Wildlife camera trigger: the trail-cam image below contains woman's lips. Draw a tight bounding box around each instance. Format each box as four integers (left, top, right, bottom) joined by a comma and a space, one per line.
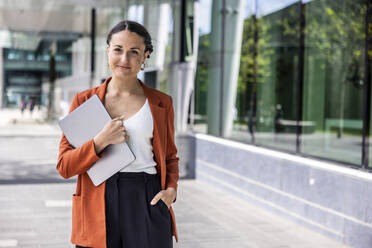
118, 65, 130, 70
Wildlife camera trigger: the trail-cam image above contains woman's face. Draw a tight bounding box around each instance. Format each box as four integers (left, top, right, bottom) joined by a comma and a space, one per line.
106, 30, 150, 79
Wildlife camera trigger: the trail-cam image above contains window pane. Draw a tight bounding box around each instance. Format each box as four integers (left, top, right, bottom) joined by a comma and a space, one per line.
194, 0, 213, 134
301, 0, 365, 165
158, 1, 174, 94
232, 0, 255, 143
0, 0, 84, 109
255, 0, 301, 151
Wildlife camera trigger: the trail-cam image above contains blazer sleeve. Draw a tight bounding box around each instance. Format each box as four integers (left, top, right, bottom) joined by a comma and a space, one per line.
165, 96, 180, 191
56, 94, 104, 179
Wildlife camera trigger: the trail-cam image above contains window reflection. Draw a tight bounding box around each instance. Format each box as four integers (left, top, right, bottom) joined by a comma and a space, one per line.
194, 0, 370, 166
301, 0, 365, 165
0, 0, 83, 109
251, 1, 301, 151
194, 0, 213, 133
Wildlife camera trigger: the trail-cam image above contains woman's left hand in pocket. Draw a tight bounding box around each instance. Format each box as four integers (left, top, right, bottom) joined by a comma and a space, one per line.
150, 187, 177, 209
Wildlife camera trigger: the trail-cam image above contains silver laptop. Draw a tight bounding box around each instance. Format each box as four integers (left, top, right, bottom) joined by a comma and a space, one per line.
58, 94, 135, 186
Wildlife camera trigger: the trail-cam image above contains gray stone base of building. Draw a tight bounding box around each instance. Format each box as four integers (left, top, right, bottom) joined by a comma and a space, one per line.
176, 131, 196, 179
176, 132, 372, 248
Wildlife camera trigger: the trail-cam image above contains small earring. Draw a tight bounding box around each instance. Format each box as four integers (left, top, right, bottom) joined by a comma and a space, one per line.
141, 63, 145, 70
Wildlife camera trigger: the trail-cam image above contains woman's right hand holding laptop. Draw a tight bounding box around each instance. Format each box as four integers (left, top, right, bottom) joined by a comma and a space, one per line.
93, 115, 130, 154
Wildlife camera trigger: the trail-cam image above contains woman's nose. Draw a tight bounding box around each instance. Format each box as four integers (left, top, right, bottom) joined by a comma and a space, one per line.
120, 52, 129, 62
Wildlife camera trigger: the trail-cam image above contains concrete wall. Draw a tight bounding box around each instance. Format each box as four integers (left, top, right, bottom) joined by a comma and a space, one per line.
182, 132, 372, 248
175, 131, 196, 179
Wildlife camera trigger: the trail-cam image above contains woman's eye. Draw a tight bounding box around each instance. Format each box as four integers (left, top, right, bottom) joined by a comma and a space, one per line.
131, 50, 138, 54
114, 49, 121, 52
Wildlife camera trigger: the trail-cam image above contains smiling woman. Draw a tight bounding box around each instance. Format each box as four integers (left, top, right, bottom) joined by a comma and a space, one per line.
56, 20, 179, 248
106, 20, 153, 74
106, 29, 151, 79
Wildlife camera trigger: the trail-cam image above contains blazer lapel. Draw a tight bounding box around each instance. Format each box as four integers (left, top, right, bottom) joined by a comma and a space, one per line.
139, 80, 166, 171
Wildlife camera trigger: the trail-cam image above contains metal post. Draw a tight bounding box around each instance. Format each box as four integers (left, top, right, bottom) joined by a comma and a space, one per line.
296, 2, 305, 153
219, 0, 226, 137
180, 0, 186, 62
362, 0, 372, 168
90, 8, 96, 88
249, 0, 258, 144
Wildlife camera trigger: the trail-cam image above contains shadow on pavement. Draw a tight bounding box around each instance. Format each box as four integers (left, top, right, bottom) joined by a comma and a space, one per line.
0, 160, 76, 185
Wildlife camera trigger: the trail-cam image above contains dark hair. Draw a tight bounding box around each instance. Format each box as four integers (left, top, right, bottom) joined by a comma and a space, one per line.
106, 20, 153, 58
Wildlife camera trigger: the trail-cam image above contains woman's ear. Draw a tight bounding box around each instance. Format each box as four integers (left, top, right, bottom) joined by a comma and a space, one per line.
106, 45, 110, 55
144, 50, 150, 60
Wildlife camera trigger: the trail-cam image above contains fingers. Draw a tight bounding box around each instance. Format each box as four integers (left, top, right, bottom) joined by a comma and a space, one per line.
112, 116, 122, 122
108, 115, 129, 144
150, 192, 163, 205
111, 118, 122, 128
118, 128, 128, 141
150, 191, 171, 208
112, 115, 125, 125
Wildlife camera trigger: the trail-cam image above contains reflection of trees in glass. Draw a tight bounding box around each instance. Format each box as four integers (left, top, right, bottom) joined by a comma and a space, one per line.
237, 14, 273, 126
195, 33, 210, 118
237, 16, 256, 125
273, 0, 366, 96
237, 0, 367, 135
267, 0, 366, 134
305, 0, 365, 129
159, 34, 174, 93
253, 3, 300, 133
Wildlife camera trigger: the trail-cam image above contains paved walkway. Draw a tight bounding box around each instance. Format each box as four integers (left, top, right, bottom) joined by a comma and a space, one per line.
0, 108, 47, 126
176, 180, 349, 248
0, 180, 349, 248
0, 110, 349, 247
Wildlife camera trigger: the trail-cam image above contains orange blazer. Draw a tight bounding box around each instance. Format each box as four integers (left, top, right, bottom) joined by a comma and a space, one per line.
56, 77, 179, 247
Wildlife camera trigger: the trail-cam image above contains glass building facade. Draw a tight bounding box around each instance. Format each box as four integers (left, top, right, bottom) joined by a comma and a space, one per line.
0, 0, 371, 168
0, 1, 93, 109
194, 0, 372, 168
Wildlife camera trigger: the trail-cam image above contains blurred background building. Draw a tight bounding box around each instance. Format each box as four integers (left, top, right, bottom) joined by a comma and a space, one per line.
0, 0, 372, 247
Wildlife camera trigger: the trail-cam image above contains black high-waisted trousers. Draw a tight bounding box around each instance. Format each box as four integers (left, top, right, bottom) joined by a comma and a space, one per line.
76, 171, 173, 248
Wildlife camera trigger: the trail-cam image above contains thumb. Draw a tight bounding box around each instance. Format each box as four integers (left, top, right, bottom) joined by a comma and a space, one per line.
150, 192, 162, 205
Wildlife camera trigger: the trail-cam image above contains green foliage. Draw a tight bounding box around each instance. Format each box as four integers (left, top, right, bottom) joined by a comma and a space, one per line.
194, 33, 210, 115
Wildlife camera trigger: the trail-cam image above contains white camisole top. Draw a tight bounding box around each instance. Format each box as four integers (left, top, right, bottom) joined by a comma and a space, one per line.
119, 98, 157, 174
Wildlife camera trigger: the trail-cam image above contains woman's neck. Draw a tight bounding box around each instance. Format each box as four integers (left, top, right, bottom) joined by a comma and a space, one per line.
109, 76, 141, 96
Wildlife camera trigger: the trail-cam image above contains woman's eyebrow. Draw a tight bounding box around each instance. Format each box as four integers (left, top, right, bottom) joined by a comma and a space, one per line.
112, 45, 140, 50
